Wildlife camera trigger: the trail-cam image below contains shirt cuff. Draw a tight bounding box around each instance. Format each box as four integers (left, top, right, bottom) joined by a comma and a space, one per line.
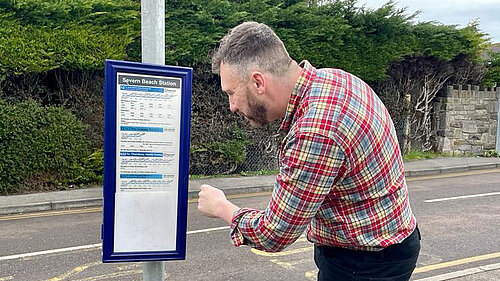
230, 207, 259, 247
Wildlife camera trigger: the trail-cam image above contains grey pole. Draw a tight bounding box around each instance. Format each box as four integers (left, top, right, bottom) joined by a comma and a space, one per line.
143, 261, 164, 281
141, 0, 165, 279
496, 87, 500, 153
142, 0, 165, 65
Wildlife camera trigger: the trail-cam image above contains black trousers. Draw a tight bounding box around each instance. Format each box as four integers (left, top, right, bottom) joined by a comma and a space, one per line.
314, 227, 421, 281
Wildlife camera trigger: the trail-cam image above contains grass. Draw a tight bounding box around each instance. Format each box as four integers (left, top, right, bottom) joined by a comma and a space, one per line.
403, 150, 443, 161
402, 149, 484, 161
189, 169, 279, 180
191, 149, 495, 179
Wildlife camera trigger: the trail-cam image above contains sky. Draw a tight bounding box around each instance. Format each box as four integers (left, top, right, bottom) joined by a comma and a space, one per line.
356, 0, 500, 43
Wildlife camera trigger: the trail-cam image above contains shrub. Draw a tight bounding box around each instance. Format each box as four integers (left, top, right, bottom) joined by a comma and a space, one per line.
190, 126, 250, 175
72, 148, 104, 184
0, 100, 94, 194
483, 149, 499, 158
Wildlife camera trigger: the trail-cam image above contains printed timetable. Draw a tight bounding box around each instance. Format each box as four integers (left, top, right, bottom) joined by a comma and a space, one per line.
116, 73, 182, 192
103, 60, 191, 261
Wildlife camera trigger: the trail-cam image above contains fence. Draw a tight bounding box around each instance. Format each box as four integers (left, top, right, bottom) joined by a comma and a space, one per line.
191, 115, 409, 176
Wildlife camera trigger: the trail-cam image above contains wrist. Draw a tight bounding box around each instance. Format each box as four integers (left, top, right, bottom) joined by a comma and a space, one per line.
217, 199, 240, 224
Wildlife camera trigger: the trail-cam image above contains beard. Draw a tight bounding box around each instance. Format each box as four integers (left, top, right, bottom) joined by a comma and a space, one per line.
245, 87, 268, 127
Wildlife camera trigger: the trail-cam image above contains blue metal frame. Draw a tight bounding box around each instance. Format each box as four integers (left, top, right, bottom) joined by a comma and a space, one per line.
102, 60, 192, 262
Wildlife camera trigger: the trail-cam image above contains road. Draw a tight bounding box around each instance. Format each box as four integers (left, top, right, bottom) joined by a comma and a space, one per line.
0, 170, 499, 281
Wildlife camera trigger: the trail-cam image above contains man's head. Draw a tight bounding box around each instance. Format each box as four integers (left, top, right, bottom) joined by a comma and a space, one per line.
211, 21, 292, 79
212, 22, 297, 127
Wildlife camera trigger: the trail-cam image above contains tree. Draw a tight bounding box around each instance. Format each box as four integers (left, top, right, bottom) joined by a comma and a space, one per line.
483, 52, 500, 87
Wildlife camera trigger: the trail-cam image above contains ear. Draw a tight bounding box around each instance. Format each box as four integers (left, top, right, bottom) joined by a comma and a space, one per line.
250, 71, 265, 95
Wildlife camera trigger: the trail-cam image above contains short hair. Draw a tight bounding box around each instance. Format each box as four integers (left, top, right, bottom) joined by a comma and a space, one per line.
211, 21, 292, 80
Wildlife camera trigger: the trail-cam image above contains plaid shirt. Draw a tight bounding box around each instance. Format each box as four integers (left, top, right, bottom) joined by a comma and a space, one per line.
230, 61, 416, 252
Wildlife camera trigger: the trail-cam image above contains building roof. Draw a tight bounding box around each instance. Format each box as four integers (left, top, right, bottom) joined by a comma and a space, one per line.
482, 42, 500, 61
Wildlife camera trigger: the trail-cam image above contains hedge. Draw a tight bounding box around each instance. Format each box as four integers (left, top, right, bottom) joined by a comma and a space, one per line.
0, 0, 492, 185
0, 100, 97, 194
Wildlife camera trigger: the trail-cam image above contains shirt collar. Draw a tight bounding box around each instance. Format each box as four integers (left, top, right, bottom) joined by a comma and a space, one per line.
279, 60, 316, 133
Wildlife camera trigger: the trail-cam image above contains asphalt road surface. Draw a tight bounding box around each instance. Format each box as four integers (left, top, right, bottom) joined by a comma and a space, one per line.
1, 169, 499, 281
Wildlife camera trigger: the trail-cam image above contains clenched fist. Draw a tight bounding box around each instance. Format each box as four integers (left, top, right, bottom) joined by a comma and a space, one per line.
198, 184, 240, 224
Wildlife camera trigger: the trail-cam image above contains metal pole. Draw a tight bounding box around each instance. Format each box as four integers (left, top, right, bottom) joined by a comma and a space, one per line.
141, 0, 165, 279
496, 87, 500, 153
142, 0, 165, 65
143, 262, 165, 281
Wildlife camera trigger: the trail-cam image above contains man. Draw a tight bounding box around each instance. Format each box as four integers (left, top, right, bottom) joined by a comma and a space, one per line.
198, 21, 420, 281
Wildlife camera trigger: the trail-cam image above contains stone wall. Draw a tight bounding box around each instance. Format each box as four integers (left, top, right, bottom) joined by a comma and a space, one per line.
434, 85, 500, 154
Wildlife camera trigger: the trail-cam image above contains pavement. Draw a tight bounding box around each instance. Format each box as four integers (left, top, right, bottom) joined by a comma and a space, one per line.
1, 156, 500, 215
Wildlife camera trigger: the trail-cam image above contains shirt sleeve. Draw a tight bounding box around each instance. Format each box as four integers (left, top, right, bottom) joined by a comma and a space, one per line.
230, 131, 346, 252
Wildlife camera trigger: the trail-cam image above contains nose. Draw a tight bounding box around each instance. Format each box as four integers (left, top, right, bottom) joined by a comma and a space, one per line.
229, 97, 238, 113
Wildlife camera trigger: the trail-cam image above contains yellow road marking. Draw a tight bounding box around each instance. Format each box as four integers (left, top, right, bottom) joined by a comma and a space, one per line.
189, 170, 500, 201
305, 270, 317, 281
0, 208, 102, 221
271, 257, 310, 270
251, 246, 313, 257
0, 276, 14, 281
69, 269, 142, 281
254, 239, 500, 277
227, 191, 273, 200
188, 191, 272, 203
0, 192, 272, 220
413, 251, 500, 274
116, 264, 141, 271
407, 168, 500, 182
45, 261, 100, 281
1, 169, 497, 221
270, 259, 296, 270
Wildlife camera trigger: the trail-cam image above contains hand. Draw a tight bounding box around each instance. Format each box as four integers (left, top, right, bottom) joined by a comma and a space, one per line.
198, 184, 240, 224
198, 184, 227, 218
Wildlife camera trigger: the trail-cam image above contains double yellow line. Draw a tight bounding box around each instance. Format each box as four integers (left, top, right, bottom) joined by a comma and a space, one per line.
2, 169, 498, 222
0, 191, 275, 221
0, 190, 274, 221
414, 252, 500, 274
0, 207, 102, 221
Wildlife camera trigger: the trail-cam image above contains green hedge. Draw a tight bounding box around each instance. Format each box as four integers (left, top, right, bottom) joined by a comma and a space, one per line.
0, 100, 97, 194
0, 0, 139, 76
0, 0, 491, 183
0, 0, 487, 81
